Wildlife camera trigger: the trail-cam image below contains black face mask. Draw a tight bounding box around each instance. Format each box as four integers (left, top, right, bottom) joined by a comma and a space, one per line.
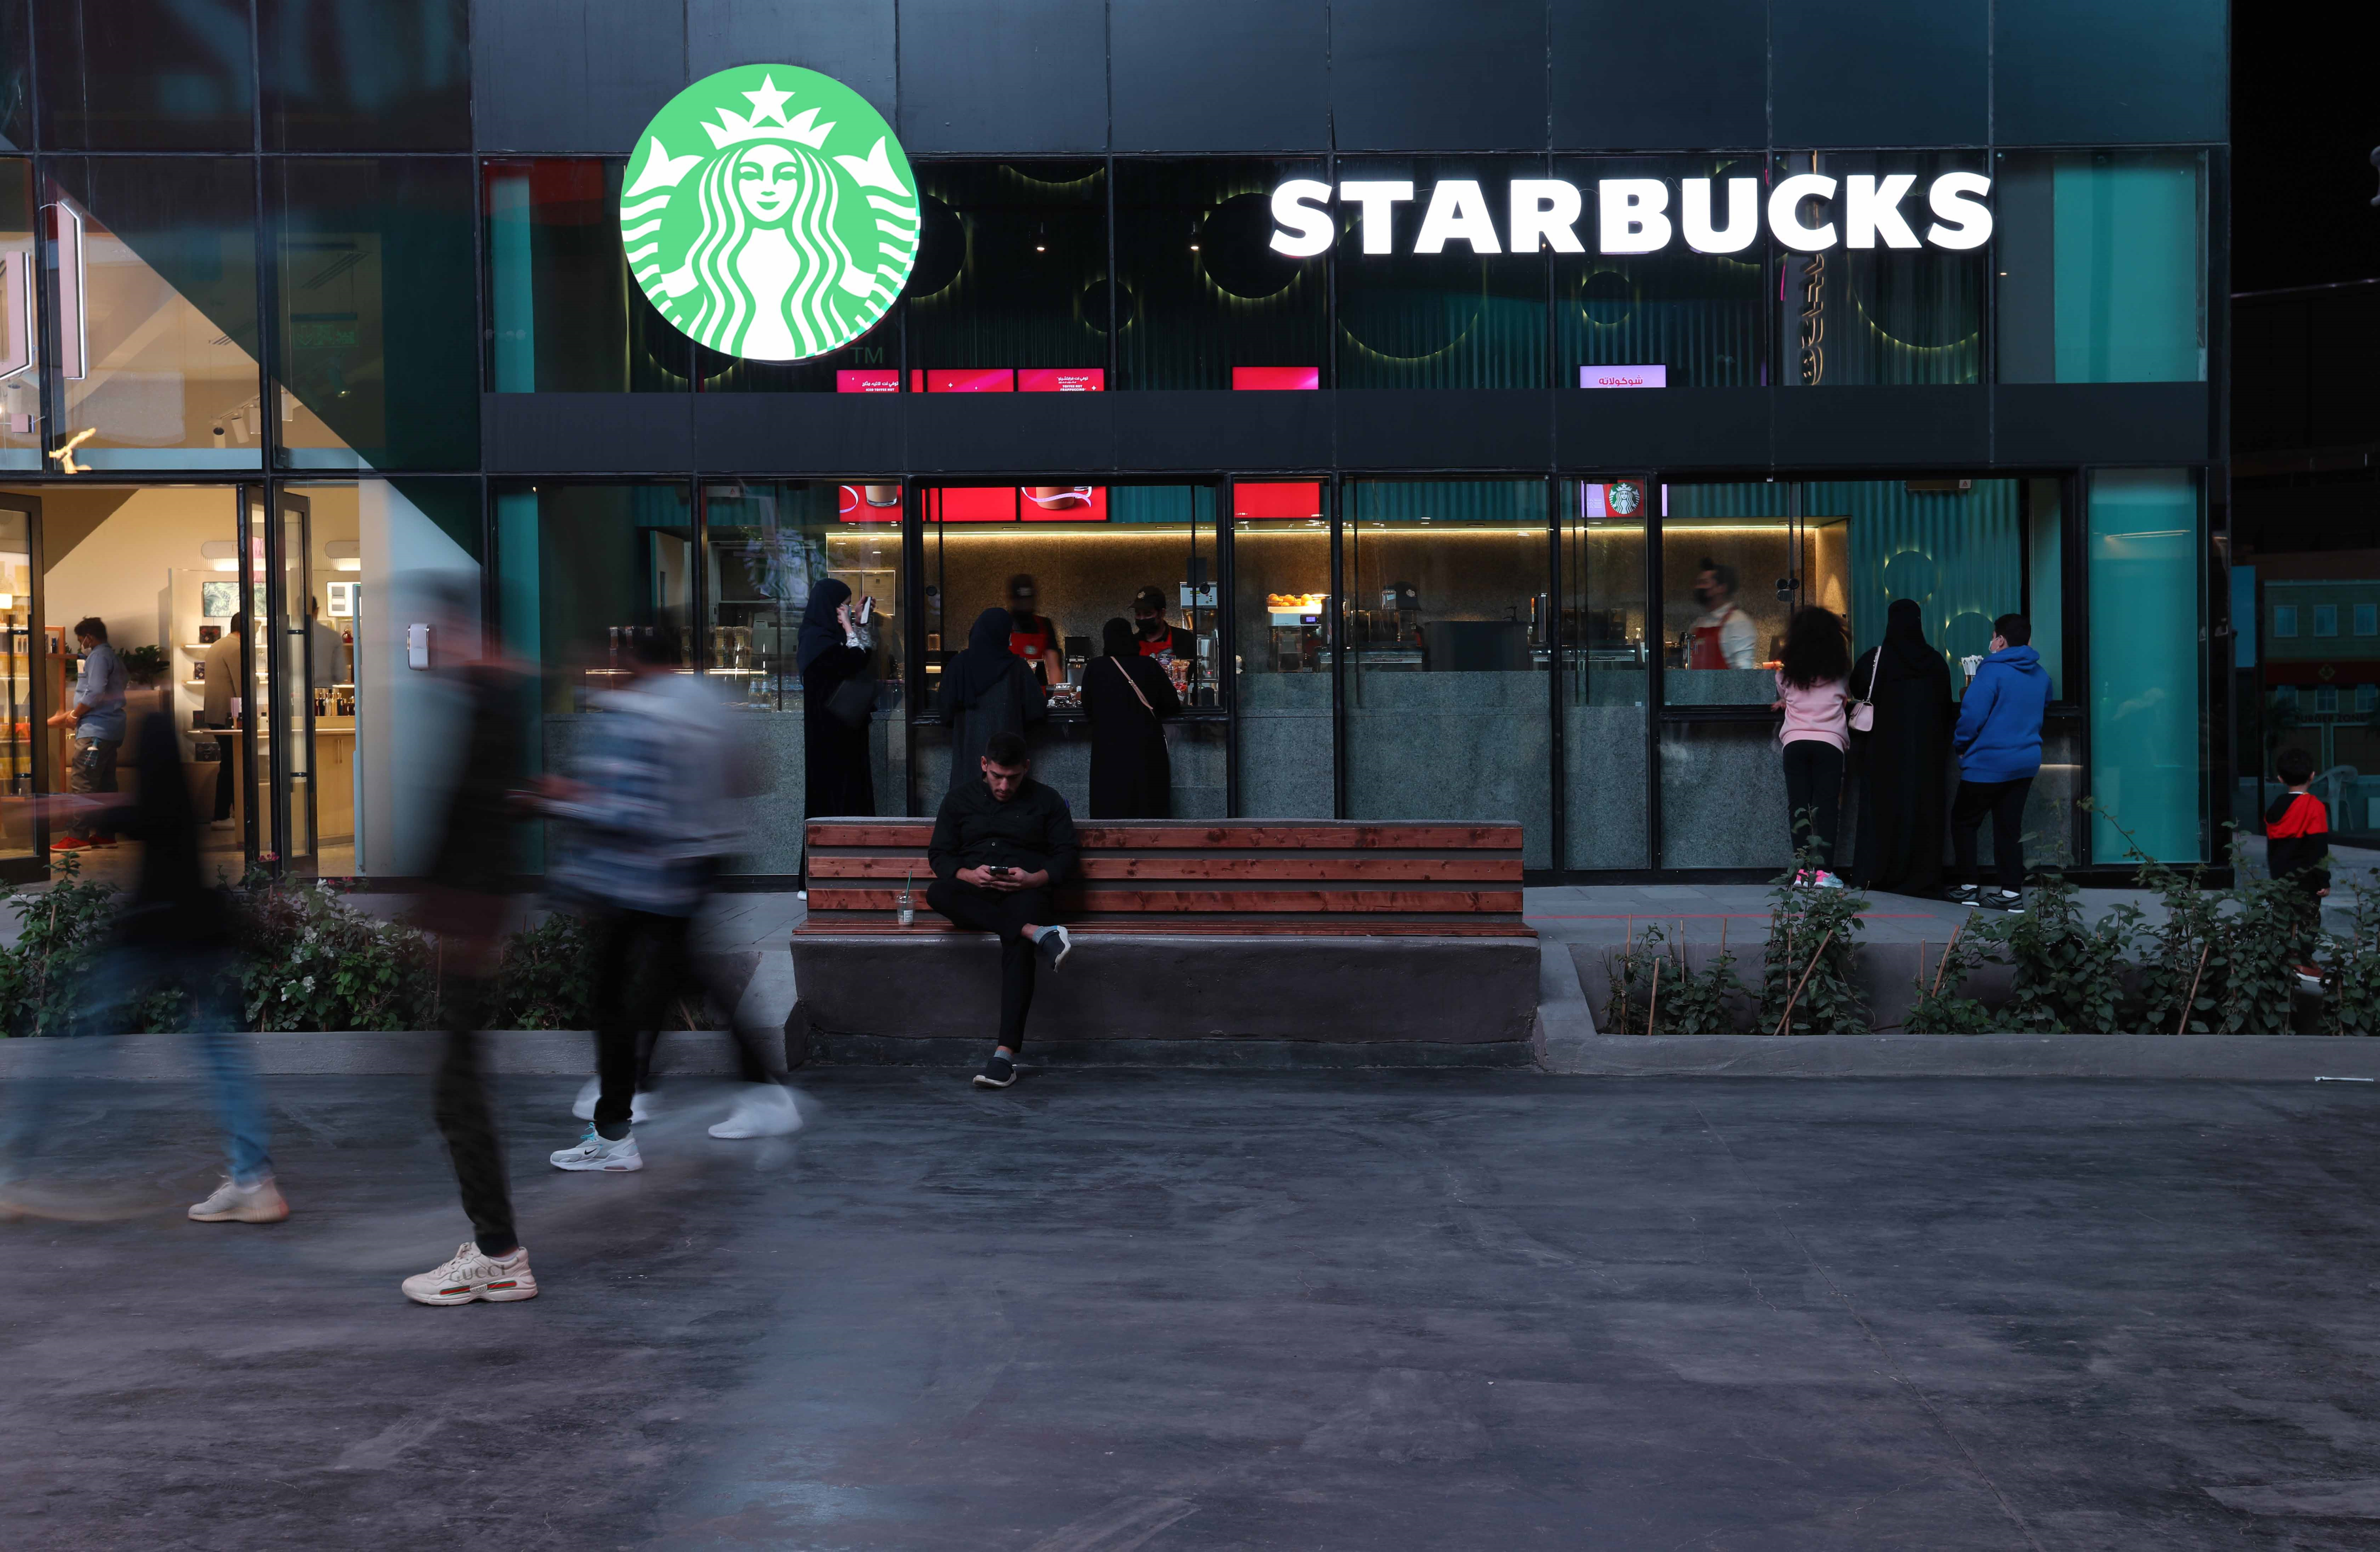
1691, 586, 1714, 607
1138, 616, 1164, 638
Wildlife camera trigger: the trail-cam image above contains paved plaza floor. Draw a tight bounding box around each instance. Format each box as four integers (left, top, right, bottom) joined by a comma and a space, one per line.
5, 1072, 2380, 1549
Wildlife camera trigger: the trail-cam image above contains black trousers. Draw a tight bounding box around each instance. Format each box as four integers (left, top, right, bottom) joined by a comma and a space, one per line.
211, 733, 239, 822
1951, 776, 2035, 893
433, 969, 516, 1258
587, 906, 781, 1139
1781, 739, 1846, 870
926, 878, 1051, 1052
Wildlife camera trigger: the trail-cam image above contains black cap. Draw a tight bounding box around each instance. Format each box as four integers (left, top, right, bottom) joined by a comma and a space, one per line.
1133, 585, 1167, 614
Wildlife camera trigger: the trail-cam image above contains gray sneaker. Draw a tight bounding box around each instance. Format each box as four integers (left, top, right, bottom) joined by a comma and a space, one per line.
1036, 924, 1073, 970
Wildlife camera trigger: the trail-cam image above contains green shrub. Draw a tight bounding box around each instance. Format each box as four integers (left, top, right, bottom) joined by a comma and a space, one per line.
1758, 846, 1869, 1036
1978, 868, 2132, 1033
2326, 886, 2380, 1036
486, 913, 596, 1030
0, 854, 120, 1036
236, 876, 437, 1032
1901, 922, 1996, 1034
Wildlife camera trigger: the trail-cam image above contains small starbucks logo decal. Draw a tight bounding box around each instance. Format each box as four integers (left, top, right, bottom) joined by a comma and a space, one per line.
621, 65, 918, 361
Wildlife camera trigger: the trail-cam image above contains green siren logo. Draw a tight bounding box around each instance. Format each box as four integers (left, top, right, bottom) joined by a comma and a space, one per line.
622, 65, 918, 361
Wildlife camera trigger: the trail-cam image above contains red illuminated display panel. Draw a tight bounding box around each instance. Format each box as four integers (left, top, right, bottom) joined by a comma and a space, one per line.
836, 483, 905, 522
1233, 482, 1324, 521
926, 486, 1109, 522
1017, 367, 1104, 392
1231, 366, 1320, 391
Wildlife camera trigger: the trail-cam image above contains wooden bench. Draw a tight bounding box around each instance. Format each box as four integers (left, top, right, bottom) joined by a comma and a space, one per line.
789, 819, 1540, 1067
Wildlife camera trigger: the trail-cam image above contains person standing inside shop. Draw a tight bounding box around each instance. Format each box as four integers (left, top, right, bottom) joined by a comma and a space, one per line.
1772, 606, 1852, 887
927, 730, 1078, 1091
941, 607, 1047, 792
1005, 574, 1061, 686
1848, 599, 1956, 897
1085, 617, 1181, 819
47, 616, 126, 852
796, 578, 874, 888
1130, 585, 1198, 694
1686, 562, 1759, 670
201, 615, 246, 828
1948, 614, 2051, 913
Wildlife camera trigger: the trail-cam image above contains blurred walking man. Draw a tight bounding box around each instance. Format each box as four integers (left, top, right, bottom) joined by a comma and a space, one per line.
403, 581, 540, 1306
540, 628, 797, 1176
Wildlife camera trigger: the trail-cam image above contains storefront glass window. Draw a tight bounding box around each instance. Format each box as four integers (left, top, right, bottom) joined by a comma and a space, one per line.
1335, 158, 1549, 391
45, 158, 263, 469
495, 482, 695, 863
1231, 480, 1331, 818
1805, 478, 2021, 670
0, 157, 40, 467
260, 0, 471, 152
0, 494, 36, 873
908, 162, 1108, 379
1552, 156, 1768, 388
274, 158, 478, 470
2088, 468, 2202, 863
2026, 477, 2066, 698
1774, 152, 1985, 387
919, 481, 1221, 818
1660, 482, 1794, 707
1997, 151, 2206, 384
1343, 479, 1551, 867
484, 159, 690, 393
700, 479, 906, 872
1115, 159, 1330, 390
1562, 479, 1650, 867
0, 0, 28, 150
34, 0, 254, 150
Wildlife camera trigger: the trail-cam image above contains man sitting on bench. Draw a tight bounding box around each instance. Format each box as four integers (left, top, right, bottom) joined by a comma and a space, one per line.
927, 730, 1079, 1090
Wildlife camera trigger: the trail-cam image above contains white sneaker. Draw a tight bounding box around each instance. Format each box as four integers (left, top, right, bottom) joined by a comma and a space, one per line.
549, 1128, 643, 1172
709, 1084, 803, 1139
401, 1241, 538, 1305
570, 1078, 654, 1123
188, 1175, 289, 1223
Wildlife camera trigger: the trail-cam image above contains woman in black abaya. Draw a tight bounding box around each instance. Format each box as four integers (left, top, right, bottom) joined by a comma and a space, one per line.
1849, 598, 1956, 896
1084, 617, 1181, 818
798, 579, 875, 886
939, 607, 1047, 790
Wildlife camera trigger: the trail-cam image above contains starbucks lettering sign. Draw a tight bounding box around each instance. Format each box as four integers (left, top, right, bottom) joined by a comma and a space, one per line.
621, 65, 917, 361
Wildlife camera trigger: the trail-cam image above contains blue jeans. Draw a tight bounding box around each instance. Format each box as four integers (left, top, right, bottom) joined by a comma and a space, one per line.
2, 942, 270, 1186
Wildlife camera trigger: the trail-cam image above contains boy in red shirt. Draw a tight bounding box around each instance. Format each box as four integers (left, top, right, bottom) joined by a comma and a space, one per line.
2265, 746, 2330, 984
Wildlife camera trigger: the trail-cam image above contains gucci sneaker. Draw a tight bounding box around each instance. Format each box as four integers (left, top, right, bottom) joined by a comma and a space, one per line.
188, 1175, 289, 1223
549, 1128, 642, 1172
709, 1084, 803, 1139
401, 1242, 538, 1306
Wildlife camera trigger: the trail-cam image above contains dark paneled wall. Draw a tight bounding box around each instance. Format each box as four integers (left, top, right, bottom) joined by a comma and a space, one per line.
469, 0, 2229, 154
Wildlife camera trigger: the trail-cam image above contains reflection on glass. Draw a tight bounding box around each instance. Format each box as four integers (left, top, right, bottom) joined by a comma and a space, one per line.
1774, 152, 1984, 387
0, 157, 39, 466
919, 482, 1219, 814
1562, 479, 1649, 867
1115, 159, 1329, 390
274, 494, 318, 874
1661, 483, 1792, 706
1232, 481, 1331, 818
275, 158, 478, 470
702, 481, 905, 716
35, 0, 254, 150
1335, 159, 1549, 390
46, 159, 263, 468
1553, 156, 1767, 388
485, 159, 690, 393
260, 0, 472, 152
1995, 150, 2206, 385
1344, 480, 1551, 867
909, 162, 1107, 375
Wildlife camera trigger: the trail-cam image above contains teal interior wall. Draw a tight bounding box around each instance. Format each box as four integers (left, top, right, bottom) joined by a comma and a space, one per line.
2088, 468, 2202, 862
2054, 153, 2204, 383
1813, 479, 2021, 670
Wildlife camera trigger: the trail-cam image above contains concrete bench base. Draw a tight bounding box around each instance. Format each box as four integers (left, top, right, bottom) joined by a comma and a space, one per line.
787, 932, 1540, 1063
1540, 1033, 2380, 1079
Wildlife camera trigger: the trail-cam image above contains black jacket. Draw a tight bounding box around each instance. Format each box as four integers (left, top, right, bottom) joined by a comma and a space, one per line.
928, 777, 1080, 884
2265, 790, 2331, 886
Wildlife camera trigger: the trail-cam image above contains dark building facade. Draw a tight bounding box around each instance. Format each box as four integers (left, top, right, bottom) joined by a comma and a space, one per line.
0, 1, 2227, 883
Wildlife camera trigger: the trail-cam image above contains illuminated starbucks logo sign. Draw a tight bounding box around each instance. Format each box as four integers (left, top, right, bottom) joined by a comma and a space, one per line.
622, 65, 917, 361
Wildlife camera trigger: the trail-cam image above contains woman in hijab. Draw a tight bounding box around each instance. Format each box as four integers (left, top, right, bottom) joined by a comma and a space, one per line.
1849, 598, 1957, 896
798, 579, 874, 884
938, 607, 1047, 790
1084, 617, 1181, 819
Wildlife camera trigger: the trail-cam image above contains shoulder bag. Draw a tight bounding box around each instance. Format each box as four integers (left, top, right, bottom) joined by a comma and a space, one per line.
1846, 650, 1883, 734
1110, 655, 1156, 717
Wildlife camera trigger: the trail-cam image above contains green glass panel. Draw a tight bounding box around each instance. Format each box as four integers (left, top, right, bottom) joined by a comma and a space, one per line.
2051, 153, 2203, 384
2088, 469, 2201, 862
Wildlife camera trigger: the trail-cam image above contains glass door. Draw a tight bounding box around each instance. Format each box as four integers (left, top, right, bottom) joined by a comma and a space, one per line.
269, 489, 317, 875
0, 493, 42, 882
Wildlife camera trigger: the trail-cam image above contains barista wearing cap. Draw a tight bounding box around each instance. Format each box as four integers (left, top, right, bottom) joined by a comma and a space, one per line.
1132, 585, 1198, 689
1005, 573, 1061, 686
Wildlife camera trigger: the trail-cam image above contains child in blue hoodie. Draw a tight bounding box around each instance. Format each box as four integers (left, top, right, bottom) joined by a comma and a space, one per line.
1948, 614, 2052, 911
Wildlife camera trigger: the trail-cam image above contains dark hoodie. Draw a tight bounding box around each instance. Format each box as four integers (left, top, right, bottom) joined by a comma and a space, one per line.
2264, 788, 2330, 888
1952, 644, 2050, 782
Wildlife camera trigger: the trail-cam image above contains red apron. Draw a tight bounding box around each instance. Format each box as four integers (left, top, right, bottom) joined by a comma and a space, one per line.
1688, 607, 1740, 670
